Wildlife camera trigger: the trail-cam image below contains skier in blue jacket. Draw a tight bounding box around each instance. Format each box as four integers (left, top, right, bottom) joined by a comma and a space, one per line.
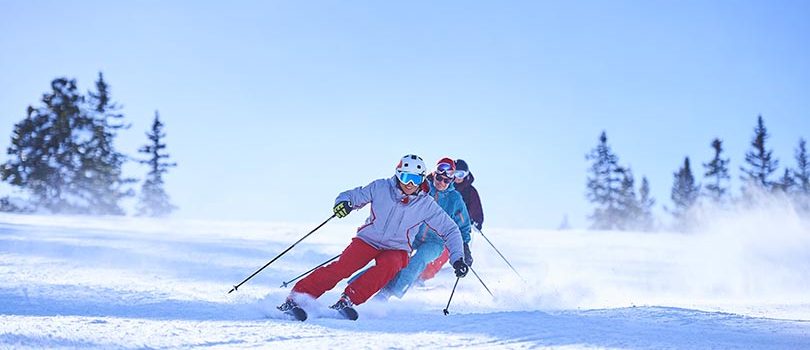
376, 157, 472, 300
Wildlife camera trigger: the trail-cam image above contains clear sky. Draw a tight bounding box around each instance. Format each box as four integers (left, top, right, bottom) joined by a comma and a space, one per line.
1, 1, 808, 229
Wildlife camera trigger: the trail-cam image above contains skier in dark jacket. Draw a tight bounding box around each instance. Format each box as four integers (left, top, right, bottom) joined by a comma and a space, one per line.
419, 158, 484, 281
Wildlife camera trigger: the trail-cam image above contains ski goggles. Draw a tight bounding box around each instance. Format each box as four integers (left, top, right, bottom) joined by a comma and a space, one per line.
436, 162, 454, 174
397, 172, 425, 186
453, 170, 468, 179
435, 173, 454, 184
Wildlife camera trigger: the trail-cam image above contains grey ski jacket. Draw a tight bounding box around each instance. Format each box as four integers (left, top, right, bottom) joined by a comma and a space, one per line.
335, 176, 465, 264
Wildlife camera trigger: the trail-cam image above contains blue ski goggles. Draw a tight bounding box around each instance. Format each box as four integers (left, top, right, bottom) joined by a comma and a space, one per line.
453, 170, 468, 179
397, 172, 425, 186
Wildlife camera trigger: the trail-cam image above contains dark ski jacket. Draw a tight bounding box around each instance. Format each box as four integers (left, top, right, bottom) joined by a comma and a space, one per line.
454, 172, 483, 230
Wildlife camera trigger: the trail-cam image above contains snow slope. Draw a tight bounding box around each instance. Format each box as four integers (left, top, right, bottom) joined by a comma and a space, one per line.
1, 212, 809, 349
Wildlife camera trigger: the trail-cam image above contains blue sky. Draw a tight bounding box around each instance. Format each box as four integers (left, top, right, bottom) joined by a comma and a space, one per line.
1, 1, 808, 229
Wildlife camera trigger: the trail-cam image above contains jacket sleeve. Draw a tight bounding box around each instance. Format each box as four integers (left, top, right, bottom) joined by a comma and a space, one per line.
423, 199, 465, 264
335, 179, 380, 209
452, 192, 472, 243
468, 186, 484, 230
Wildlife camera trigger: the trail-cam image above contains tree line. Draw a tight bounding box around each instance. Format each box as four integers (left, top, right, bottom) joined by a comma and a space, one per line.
586, 115, 810, 232
0, 73, 176, 217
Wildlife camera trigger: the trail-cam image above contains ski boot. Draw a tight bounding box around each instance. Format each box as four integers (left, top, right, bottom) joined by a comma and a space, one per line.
277, 298, 307, 321
330, 294, 359, 320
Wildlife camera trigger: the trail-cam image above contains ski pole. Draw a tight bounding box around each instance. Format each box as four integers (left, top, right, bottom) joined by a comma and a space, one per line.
228, 213, 336, 294
473, 226, 524, 281
469, 266, 493, 297
279, 254, 340, 288
442, 276, 461, 315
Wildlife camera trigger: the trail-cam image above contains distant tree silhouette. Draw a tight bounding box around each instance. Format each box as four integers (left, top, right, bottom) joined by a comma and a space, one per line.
616, 167, 640, 230
740, 115, 779, 191
671, 157, 700, 223
586, 131, 624, 230
773, 169, 795, 194
76, 73, 135, 214
557, 214, 571, 230
703, 138, 730, 204
637, 176, 656, 231
1, 75, 132, 214
794, 138, 810, 212
136, 111, 177, 217
794, 138, 810, 195
3, 78, 88, 212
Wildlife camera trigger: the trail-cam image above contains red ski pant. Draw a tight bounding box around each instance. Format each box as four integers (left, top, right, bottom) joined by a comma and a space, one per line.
419, 247, 450, 281
292, 237, 409, 305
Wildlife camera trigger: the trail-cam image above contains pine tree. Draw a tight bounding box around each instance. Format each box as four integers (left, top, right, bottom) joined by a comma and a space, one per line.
136, 111, 177, 217
586, 131, 624, 230
76, 72, 134, 215
740, 115, 779, 191
1, 75, 133, 215
616, 167, 640, 230
557, 214, 571, 230
794, 138, 810, 195
671, 157, 700, 221
637, 176, 656, 231
2, 78, 89, 212
774, 169, 795, 194
703, 138, 730, 203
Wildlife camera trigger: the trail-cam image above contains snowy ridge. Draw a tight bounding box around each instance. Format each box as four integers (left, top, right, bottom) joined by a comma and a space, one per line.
1, 212, 809, 349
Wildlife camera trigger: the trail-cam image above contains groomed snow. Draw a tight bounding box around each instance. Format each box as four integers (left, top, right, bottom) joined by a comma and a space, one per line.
1, 211, 808, 349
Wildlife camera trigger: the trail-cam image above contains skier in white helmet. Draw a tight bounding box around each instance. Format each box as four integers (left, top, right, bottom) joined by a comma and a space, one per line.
278, 154, 469, 320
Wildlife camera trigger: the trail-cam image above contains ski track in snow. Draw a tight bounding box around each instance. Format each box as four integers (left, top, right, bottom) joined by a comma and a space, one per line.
1, 212, 809, 349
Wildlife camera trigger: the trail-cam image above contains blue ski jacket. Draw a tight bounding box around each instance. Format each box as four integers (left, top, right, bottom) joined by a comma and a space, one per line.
419, 175, 471, 244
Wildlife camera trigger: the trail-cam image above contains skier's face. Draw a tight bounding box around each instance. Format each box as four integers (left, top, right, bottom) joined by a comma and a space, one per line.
399, 180, 419, 195
433, 173, 452, 191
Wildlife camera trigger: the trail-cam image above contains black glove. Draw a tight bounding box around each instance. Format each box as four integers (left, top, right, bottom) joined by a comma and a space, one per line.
463, 243, 473, 266
333, 201, 352, 218
474, 222, 482, 231
452, 259, 468, 278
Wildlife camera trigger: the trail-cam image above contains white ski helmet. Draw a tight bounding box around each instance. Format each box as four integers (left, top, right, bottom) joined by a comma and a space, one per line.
396, 154, 427, 176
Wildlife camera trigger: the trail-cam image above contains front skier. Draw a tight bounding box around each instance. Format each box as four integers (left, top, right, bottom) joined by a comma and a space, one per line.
277, 154, 469, 320
375, 157, 472, 300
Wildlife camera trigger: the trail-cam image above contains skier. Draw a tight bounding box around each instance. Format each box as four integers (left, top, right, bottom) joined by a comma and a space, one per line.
419, 158, 482, 282
375, 157, 472, 300
277, 154, 469, 320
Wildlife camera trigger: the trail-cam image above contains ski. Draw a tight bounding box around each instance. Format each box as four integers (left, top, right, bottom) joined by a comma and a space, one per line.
336, 306, 359, 321
283, 306, 308, 321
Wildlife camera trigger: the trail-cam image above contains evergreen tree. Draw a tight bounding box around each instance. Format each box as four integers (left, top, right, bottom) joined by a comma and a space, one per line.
586, 131, 624, 230
1, 75, 132, 215
616, 167, 640, 230
794, 138, 810, 195
740, 115, 779, 190
703, 138, 730, 203
136, 111, 177, 217
75, 72, 134, 215
774, 169, 795, 194
671, 157, 700, 221
1, 78, 89, 212
637, 176, 656, 231
557, 214, 571, 230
